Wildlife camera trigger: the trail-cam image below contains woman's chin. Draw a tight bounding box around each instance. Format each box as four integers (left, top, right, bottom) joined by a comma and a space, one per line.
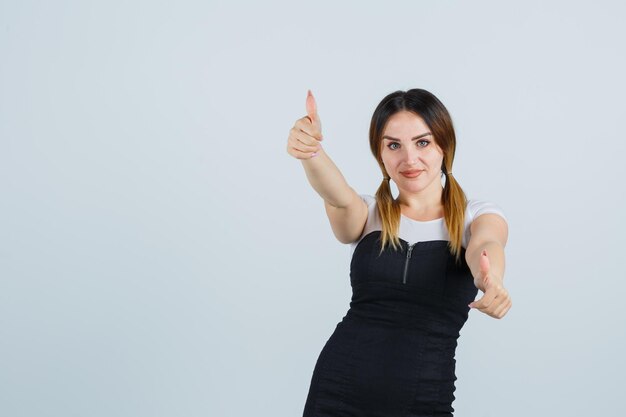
396, 179, 439, 194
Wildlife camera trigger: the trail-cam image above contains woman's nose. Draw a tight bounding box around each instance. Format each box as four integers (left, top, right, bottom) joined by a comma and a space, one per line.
403, 147, 420, 165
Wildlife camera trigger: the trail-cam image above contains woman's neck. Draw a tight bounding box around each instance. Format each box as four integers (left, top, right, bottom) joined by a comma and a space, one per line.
397, 184, 443, 212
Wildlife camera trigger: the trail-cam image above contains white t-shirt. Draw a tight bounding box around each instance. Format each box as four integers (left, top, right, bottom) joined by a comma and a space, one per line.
349, 194, 507, 258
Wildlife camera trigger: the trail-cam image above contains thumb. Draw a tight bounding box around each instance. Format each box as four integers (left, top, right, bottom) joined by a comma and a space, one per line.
306, 90, 323, 139
306, 89, 318, 122
480, 249, 491, 286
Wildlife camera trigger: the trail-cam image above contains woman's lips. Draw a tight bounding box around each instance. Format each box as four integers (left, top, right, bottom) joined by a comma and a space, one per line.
401, 170, 423, 178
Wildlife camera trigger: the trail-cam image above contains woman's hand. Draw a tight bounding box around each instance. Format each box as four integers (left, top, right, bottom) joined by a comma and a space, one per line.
468, 249, 512, 319
286, 90, 324, 160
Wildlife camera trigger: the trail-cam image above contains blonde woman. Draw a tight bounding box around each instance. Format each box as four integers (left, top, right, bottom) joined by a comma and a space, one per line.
287, 88, 511, 417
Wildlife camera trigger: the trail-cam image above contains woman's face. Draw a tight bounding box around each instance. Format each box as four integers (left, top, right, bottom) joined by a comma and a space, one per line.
380, 110, 444, 197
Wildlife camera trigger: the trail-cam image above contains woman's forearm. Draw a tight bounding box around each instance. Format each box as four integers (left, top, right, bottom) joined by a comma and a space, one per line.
300, 146, 353, 208
467, 241, 506, 291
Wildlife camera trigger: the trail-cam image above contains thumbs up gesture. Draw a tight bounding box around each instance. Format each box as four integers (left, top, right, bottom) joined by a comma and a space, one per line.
287, 90, 324, 159
468, 250, 512, 319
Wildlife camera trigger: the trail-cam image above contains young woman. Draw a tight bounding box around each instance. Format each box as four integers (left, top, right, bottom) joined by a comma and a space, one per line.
287, 88, 511, 417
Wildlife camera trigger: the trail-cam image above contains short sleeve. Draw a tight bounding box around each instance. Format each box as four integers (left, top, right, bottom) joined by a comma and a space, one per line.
359, 193, 376, 208
467, 199, 508, 224
462, 199, 507, 249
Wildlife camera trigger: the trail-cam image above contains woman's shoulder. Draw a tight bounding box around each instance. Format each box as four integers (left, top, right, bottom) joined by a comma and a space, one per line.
465, 198, 508, 223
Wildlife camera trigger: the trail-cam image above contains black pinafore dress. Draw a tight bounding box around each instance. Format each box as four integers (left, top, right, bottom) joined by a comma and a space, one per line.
302, 230, 478, 417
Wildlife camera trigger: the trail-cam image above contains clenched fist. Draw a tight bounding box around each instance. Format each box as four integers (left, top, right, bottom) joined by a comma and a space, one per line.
469, 249, 512, 319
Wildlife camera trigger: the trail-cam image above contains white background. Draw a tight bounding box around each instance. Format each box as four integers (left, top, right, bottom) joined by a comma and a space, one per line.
1, 1, 625, 416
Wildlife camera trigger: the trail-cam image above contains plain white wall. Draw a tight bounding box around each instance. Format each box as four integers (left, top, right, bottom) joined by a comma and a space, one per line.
1, 1, 625, 416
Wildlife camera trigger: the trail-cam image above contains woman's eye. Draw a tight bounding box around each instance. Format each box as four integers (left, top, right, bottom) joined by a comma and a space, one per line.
387, 140, 429, 150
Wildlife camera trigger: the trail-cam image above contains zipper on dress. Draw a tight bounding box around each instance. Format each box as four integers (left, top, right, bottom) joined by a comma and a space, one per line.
402, 243, 416, 284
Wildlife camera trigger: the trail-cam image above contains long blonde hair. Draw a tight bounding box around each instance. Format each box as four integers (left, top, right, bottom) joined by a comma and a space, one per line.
369, 89, 468, 264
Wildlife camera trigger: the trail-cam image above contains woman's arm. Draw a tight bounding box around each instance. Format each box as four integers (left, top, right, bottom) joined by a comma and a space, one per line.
465, 213, 512, 319
465, 213, 508, 288
300, 146, 353, 207
302, 147, 367, 244
286, 91, 368, 243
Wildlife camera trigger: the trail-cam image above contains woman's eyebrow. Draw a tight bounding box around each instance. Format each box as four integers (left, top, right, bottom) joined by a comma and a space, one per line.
382, 132, 432, 141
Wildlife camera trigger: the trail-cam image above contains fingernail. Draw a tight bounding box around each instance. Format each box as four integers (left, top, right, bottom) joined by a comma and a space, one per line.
311, 152, 317, 157
468, 303, 473, 309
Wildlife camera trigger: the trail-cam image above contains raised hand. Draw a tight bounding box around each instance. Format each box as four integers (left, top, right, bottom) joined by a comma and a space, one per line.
287, 90, 324, 159
468, 249, 512, 319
